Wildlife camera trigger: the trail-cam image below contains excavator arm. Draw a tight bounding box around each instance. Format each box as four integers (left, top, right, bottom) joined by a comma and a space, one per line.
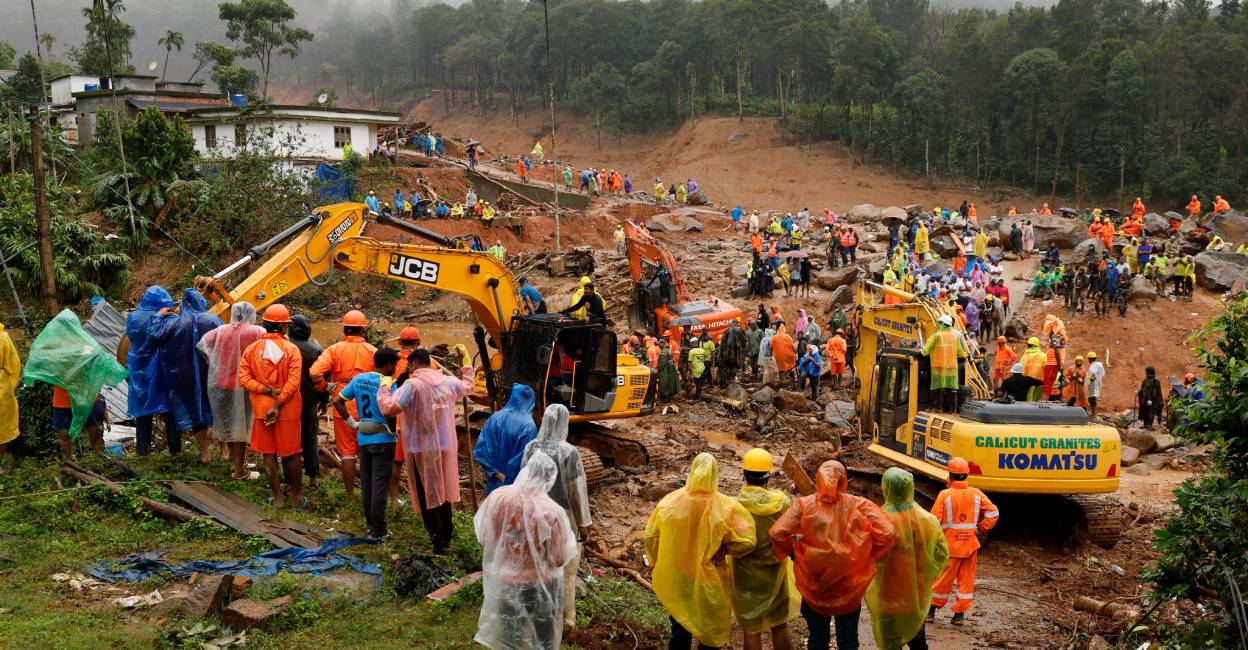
624, 220, 689, 302
197, 202, 520, 348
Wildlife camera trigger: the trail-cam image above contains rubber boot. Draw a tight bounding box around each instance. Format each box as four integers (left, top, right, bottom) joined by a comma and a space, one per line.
951, 612, 965, 626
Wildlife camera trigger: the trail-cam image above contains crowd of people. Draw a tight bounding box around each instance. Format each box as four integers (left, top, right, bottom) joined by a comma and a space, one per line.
645, 450, 997, 650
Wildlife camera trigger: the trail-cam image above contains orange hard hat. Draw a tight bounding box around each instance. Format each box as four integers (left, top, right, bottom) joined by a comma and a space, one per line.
947, 457, 970, 475
343, 310, 368, 327
1184, 372, 1197, 382
399, 326, 421, 341
997, 336, 1006, 343
262, 304, 292, 324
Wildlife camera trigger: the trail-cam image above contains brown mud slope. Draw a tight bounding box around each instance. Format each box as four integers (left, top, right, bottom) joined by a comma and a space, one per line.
411, 97, 1024, 216
1023, 290, 1220, 412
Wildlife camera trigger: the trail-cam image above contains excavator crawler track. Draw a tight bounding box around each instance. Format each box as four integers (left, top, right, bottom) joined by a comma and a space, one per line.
575, 446, 609, 487
569, 422, 652, 469
1069, 494, 1125, 549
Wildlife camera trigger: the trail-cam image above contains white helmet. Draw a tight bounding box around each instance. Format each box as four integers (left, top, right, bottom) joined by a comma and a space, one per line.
939, 314, 954, 327
1011, 363, 1024, 374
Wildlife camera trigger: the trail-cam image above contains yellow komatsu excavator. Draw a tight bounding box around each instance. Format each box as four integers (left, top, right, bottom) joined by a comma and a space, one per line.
853, 280, 1124, 548
195, 202, 656, 426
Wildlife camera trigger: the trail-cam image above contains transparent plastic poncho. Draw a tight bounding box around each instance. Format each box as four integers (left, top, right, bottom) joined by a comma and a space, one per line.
522, 404, 591, 531
196, 302, 265, 442
474, 451, 577, 650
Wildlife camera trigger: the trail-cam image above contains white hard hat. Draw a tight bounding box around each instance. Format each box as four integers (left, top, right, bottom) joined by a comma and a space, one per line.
1011, 363, 1024, 374
939, 314, 954, 327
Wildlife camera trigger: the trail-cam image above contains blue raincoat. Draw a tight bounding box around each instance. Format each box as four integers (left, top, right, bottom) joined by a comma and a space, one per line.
126, 286, 174, 418
473, 383, 538, 495
149, 288, 222, 431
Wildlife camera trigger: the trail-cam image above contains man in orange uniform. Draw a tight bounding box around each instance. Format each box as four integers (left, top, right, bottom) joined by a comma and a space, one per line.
772, 461, 895, 650
826, 328, 848, 388
929, 456, 999, 625
310, 310, 377, 501
966, 203, 977, 222
1007, 205, 1017, 216
1132, 197, 1145, 221
1088, 216, 1103, 240
238, 305, 304, 510
1099, 218, 1115, 249
1039, 203, 1052, 215
1187, 194, 1202, 217
1062, 355, 1089, 408
990, 336, 1017, 390
1214, 195, 1231, 213
771, 324, 796, 387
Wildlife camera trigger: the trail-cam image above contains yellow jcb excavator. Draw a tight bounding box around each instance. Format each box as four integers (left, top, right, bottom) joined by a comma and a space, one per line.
195, 202, 656, 433
853, 280, 1124, 547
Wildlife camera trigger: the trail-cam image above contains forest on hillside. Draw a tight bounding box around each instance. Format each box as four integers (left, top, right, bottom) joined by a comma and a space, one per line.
296, 0, 1248, 208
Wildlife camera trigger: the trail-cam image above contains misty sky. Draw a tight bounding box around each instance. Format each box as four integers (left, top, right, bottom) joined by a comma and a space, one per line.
3, 0, 1050, 79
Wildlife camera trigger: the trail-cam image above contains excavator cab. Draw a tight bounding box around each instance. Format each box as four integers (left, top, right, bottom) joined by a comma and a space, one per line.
502, 314, 645, 419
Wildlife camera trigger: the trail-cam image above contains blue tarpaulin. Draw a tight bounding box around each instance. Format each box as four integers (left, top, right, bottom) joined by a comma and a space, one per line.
89, 536, 382, 583
314, 162, 353, 203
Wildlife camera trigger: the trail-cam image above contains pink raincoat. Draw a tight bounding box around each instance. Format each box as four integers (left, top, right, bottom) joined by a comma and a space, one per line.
380, 365, 475, 508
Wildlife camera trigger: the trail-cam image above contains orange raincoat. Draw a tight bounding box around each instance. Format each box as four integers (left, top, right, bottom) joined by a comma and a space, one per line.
1187, 195, 1202, 216
771, 461, 896, 617
770, 326, 796, 372
1215, 196, 1231, 213
991, 343, 1018, 382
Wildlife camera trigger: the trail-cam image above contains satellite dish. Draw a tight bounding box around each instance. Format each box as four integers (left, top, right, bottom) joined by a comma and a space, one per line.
147, 61, 159, 71
317, 93, 329, 105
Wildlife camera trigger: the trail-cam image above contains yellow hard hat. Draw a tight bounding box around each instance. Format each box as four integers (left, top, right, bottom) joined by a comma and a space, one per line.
1028, 336, 1041, 346
1087, 351, 1097, 359
742, 448, 774, 473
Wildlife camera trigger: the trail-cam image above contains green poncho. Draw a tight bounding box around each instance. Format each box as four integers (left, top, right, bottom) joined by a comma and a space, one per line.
657, 349, 681, 398
866, 469, 949, 650
22, 309, 128, 438
731, 486, 801, 633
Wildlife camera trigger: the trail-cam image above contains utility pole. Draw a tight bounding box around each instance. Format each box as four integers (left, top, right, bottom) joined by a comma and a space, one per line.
29, 104, 58, 314
543, 0, 561, 261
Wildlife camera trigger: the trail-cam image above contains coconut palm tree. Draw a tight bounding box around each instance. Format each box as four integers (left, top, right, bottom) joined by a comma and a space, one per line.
157, 29, 184, 82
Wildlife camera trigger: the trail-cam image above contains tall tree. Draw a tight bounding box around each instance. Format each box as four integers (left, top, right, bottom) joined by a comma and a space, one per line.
217, 0, 314, 99
157, 30, 184, 82
0, 40, 15, 69
187, 40, 236, 83
71, 0, 136, 76
1, 53, 45, 109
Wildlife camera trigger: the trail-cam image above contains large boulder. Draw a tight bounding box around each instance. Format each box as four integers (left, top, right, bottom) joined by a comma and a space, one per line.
1130, 275, 1157, 303
824, 400, 855, 428
750, 386, 776, 406
1206, 209, 1248, 243
1004, 315, 1029, 340
996, 216, 1086, 250
845, 204, 884, 223
1072, 238, 1106, 261
645, 213, 703, 232
1123, 428, 1157, 453
880, 206, 908, 221
924, 260, 950, 276
930, 235, 960, 259
1193, 251, 1248, 291
825, 284, 854, 306
1144, 212, 1171, 236
732, 262, 750, 279
815, 266, 859, 290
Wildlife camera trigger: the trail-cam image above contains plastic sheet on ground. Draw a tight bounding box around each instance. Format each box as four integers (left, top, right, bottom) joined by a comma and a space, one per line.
89, 536, 382, 584
392, 555, 454, 599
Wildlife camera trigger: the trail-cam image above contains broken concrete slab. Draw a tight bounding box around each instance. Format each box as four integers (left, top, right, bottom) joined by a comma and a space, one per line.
220, 595, 294, 630
426, 572, 485, 603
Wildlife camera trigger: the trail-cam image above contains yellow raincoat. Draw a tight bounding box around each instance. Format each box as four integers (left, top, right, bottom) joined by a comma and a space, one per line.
973, 231, 988, 259
866, 468, 949, 650
914, 224, 930, 256
645, 453, 756, 647
731, 486, 801, 634
921, 325, 967, 390
568, 276, 590, 319
0, 324, 20, 444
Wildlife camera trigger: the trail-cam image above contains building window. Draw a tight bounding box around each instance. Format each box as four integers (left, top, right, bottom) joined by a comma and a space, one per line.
235, 123, 247, 147
204, 124, 217, 149
334, 125, 351, 149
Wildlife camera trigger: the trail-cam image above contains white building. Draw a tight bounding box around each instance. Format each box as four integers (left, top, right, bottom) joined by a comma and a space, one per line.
183, 105, 402, 162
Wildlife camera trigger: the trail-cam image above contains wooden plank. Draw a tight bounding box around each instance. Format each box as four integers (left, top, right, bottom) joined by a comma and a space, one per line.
165, 481, 320, 549
781, 453, 816, 497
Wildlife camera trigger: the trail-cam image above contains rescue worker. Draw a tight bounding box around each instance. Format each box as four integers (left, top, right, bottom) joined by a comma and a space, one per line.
772, 460, 896, 650
238, 304, 304, 510
150, 287, 222, 464
990, 336, 1017, 390
197, 301, 265, 479
746, 321, 763, 379
1214, 195, 1231, 213
473, 384, 538, 495
921, 314, 968, 412
1187, 194, 1202, 217
1100, 217, 1115, 249
770, 324, 797, 388
1062, 355, 1089, 408
566, 276, 595, 319
1132, 197, 1145, 220
1020, 337, 1047, 401
972, 228, 988, 263
799, 344, 823, 402
914, 221, 930, 258
522, 404, 592, 628
309, 309, 377, 501
1088, 216, 1103, 240
614, 224, 626, 255
1000, 363, 1042, 401
1136, 366, 1164, 429
657, 345, 681, 401
867, 468, 949, 650
718, 320, 748, 386
826, 328, 848, 388
1085, 351, 1106, 418
0, 321, 19, 464
929, 457, 999, 625
1123, 238, 1140, 275
474, 451, 577, 650
687, 337, 711, 399
646, 453, 756, 650
733, 449, 800, 650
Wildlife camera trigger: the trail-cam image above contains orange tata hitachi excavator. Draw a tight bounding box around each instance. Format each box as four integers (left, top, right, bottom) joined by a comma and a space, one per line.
623, 220, 743, 341
194, 202, 656, 425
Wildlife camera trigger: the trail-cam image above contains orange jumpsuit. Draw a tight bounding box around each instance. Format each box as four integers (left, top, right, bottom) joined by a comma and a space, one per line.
1120, 218, 1141, 236
1087, 222, 1102, 240
1187, 196, 1202, 217
238, 333, 303, 458
751, 233, 763, 254
309, 336, 377, 460
1215, 197, 1231, 213
1100, 221, 1115, 249
515, 159, 528, 181
826, 335, 847, 374
991, 343, 1018, 383
1062, 365, 1088, 408
771, 329, 796, 373
930, 480, 999, 613
1131, 199, 1144, 220
966, 205, 977, 222
1007, 206, 1017, 216
1039, 205, 1052, 215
